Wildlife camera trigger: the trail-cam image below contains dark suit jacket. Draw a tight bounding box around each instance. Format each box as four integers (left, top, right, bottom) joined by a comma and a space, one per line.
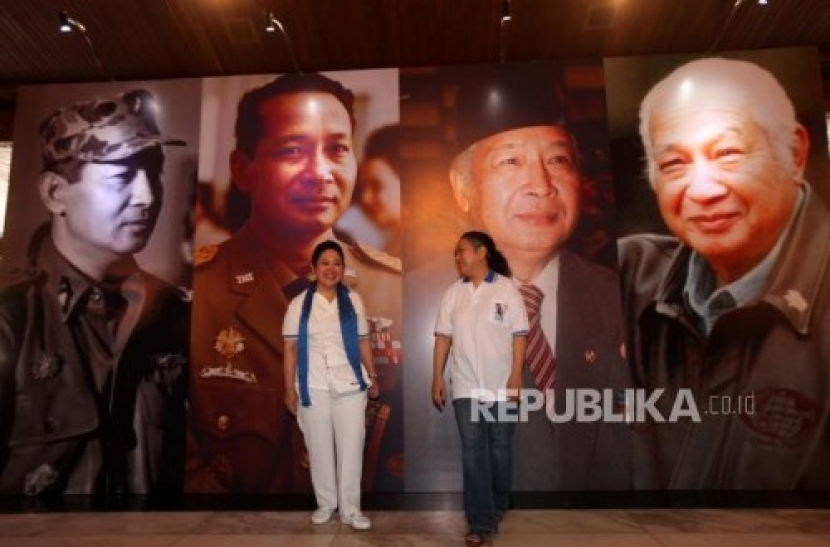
512, 250, 635, 490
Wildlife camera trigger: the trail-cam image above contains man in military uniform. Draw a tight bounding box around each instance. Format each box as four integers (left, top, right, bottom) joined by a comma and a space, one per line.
0, 90, 190, 497
187, 73, 402, 493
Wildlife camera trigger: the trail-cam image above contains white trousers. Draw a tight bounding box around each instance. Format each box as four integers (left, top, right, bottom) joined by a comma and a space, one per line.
297, 388, 367, 518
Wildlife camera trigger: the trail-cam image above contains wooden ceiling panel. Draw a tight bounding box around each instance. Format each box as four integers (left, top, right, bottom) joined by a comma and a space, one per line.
0, 0, 826, 86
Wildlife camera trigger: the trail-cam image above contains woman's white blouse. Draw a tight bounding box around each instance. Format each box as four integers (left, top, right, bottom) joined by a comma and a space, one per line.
283, 288, 370, 390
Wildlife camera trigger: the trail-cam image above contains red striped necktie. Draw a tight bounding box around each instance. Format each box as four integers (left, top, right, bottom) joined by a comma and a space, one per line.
519, 283, 555, 393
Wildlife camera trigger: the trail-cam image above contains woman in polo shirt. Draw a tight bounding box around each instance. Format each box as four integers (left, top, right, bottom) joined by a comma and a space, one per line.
283, 240, 380, 531
432, 231, 528, 546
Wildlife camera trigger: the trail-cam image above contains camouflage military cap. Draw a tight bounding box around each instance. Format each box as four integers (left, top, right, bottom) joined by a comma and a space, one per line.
38, 89, 185, 163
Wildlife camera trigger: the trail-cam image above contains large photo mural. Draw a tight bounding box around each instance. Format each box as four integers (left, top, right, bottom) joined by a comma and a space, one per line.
400, 60, 633, 492
0, 47, 827, 500
0, 79, 199, 496
605, 48, 830, 489
186, 70, 404, 494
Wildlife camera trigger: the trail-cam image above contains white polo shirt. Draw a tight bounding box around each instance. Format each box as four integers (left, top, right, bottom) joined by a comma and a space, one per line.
283, 288, 370, 390
434, 271, 529, 401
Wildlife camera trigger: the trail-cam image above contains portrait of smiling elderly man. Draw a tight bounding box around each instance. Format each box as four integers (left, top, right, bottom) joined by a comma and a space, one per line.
616, 54, 830, 489
0, 87, 192, 497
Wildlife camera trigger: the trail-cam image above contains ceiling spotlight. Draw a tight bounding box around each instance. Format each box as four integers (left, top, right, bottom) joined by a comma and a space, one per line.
501, 0, 512, 23
758, 0, 768, 4
58, 10, 86, 34
58, 11, 72, 32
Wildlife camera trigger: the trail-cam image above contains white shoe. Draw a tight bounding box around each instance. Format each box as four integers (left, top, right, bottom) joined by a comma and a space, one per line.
342, 513, 372, 530
311, 508, 333, 525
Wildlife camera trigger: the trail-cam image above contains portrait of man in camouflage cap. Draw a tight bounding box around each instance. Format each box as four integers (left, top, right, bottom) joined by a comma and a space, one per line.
0, 80, 199, 498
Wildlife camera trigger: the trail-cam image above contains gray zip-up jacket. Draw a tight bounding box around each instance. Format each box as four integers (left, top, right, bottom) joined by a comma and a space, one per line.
619, 187, 830, 489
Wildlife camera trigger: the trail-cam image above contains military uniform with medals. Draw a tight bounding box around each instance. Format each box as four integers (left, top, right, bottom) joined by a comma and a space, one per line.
186, 224, 402, 493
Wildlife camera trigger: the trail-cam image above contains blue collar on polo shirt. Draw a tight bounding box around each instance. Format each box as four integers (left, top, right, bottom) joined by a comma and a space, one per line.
462, 270, 497, 283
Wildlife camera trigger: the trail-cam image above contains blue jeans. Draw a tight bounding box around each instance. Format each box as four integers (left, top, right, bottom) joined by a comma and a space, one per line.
453, 398, 517, 534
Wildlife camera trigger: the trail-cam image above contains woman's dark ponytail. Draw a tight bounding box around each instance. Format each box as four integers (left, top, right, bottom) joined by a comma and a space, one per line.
461, 230, 511, 277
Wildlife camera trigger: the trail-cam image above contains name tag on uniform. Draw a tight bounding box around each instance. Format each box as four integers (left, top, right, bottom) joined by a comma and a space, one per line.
490, 300, 508, 324
235, 272, 254, 285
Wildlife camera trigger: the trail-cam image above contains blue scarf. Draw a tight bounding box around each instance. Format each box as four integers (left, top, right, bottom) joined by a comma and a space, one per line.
297, 282, 368, 407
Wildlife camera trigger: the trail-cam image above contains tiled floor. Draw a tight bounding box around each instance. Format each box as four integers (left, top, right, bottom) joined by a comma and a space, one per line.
1, 508, 830, 546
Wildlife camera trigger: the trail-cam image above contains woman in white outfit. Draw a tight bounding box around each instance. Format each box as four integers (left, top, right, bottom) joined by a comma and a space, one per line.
283, 240, 380, 530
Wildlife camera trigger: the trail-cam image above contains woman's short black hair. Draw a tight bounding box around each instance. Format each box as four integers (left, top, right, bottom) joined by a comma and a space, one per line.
311, 240, 345, 266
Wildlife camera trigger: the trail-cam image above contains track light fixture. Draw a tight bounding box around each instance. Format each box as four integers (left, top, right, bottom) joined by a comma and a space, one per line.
499, 0, 512, 63
265, 11, 279, 33
56, 10, 112, 80
501, 0, 512, 23
59, 11, 71, 33
264, 10, 301, 73
58, 10, 86, 34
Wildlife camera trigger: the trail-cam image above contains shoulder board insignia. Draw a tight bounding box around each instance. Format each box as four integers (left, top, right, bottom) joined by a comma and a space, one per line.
174, 286, 193, 302
783, 289, 808, 313
350, 242, 402, 274
194, 245, 219, 267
